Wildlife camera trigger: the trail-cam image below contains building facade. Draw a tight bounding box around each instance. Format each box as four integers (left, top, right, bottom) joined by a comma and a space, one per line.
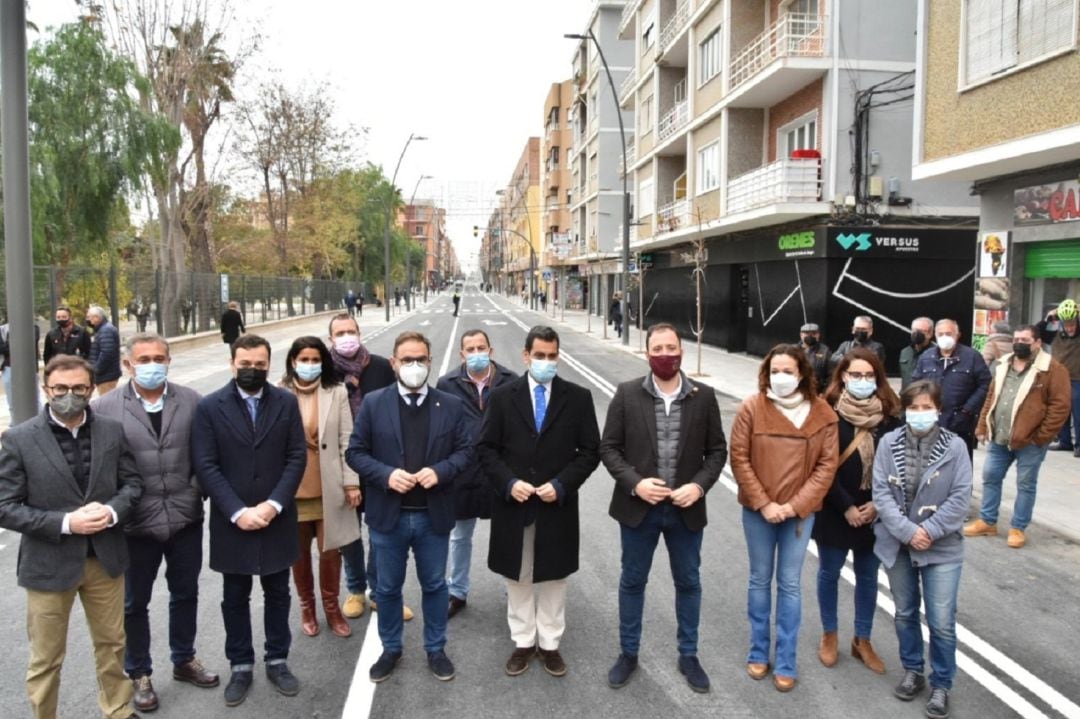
495, 137, 542, 302
542, 80, 578, 308
401, 201, 451, 291
912, 0, 1080, 346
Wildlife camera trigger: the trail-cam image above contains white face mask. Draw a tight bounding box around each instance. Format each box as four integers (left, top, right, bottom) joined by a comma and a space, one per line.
769, 372, 800, 398
398, 362, 429, 389
937, 335, 957, 352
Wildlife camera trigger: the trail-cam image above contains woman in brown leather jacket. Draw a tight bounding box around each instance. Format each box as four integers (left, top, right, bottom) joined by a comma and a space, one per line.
730, 344, 839, 692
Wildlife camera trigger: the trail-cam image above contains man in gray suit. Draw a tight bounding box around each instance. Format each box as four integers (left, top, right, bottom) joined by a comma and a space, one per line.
0, 355, 144, 719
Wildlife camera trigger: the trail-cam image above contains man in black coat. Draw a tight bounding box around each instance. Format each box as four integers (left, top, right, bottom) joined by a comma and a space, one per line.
600, 323, 727, 692
799, 322, 832, 392
436, 329, 518, 617
829, 315, 887, 374
477, 326, 600, 679
191, 334, 307, 707
42, 305, 91, 365
87, 306, 122, 395
220, 302, 245, 346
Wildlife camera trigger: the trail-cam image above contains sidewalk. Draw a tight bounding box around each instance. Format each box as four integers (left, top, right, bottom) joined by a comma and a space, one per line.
544, 305, 1080, 545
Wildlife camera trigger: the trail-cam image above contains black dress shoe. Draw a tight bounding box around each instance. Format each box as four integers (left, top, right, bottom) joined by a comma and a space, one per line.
223, 670, 253, 707
265, 663, 300, 696
448, 595, 467, 618
370, 651, 402, 683
607, 653, 638, 689
925, 687, 950, 718
894, 670, 926, 701
678, 654, 711, 693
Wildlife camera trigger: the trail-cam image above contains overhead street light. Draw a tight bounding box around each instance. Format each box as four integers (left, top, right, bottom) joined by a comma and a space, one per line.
384, 133, 427, 321
407, 174, 434, 308
564, 30, 631, 346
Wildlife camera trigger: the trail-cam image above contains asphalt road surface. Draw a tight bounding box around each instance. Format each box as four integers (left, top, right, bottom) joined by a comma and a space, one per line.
1, 288, 1078, 719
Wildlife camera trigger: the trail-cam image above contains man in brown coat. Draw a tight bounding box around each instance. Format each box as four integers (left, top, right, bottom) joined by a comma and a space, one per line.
965, 325, 1071, 548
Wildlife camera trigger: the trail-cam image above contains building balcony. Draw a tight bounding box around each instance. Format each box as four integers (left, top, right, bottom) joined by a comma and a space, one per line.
619, 144, 637, 177
544, 122, 561, 145
658, 2, 691, 56
619, 67, 637, 107
657, 100, 689, 143
728, 13, 829, 108
656, 198, 691, 234
726, 156, 822, 215
617, 224, 639, 245
618, 0, 637, 39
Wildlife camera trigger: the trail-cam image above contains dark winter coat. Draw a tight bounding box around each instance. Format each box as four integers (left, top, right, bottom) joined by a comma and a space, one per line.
88, 320, 122, 383
43, 324, 91, 364
910, 344, 992, 438
220, 309, 245, 345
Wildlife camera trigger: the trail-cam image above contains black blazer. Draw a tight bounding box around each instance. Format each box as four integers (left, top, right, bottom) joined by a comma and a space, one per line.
600, 375, 727, 532
478, 375, 600, 583
220, 309, 245, 344
192, 381, 307, 575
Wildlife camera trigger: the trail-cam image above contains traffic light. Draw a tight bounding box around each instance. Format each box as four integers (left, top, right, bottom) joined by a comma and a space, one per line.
473, 225, 479, 238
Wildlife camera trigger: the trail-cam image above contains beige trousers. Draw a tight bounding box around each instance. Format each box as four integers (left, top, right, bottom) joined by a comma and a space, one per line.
506, 524, 568, 651
25, 558, 132, 719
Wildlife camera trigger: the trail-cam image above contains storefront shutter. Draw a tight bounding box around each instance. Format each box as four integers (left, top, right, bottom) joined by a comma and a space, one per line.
1025, 239, 1080, 278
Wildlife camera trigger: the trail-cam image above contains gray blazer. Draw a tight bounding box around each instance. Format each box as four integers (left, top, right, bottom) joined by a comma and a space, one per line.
0, 408, 143, 591
92, 381, 203, 542
872, 425, 972, 569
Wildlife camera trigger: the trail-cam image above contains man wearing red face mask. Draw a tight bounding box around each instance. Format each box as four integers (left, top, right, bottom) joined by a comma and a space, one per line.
599, 323, 728, 693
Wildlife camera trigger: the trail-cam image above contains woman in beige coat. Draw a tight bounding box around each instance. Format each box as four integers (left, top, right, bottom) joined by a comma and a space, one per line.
281, 336, 363, 638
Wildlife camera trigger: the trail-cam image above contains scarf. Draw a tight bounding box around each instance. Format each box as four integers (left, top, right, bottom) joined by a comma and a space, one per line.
834, 391, 885, 489
331, 344, 371, 416
766, 389, 810, 428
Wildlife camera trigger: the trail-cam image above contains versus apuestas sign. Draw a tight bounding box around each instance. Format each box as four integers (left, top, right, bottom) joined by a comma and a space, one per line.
833, 231, 919, 253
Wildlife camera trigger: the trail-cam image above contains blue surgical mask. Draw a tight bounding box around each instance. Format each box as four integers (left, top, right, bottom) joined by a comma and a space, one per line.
134, 362, 168, 390
907, 409, 939, 434
846, 378, 877, 400
529, 359, 558, 384
295, 363, 322, 383
465, 352, 491, 373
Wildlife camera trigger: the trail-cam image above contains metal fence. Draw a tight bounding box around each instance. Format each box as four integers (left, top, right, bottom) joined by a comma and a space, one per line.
6, 264, 353, 339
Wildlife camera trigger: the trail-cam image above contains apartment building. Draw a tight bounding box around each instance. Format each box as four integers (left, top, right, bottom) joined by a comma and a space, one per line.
617, 0, 978, 366
912, 0, 1080, 343
401, 201, 448, 290
568, 0, 636, 318
541, 80, 579, 308
495, 137, 542, 302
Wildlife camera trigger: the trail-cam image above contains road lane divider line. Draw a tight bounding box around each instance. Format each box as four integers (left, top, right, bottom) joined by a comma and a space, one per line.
437, 313, 461, 379
341, 615, 384, 718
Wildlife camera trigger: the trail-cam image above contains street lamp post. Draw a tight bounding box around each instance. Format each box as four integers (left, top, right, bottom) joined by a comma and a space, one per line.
384, 133, 427, 322
565, 30, 631, 346
406, 174, 433, 311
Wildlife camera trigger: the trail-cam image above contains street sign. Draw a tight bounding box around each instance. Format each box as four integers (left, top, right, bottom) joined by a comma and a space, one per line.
542, 270, 553, 281
628, 260, 638, 274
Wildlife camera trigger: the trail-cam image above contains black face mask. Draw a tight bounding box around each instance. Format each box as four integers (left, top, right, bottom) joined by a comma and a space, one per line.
235, 367, 268, 392
57, 319, 71, 328
1012, 342, 1033, 360
854, 330, 870, 343
802, 335, 818, 348
911, 330, 926, 347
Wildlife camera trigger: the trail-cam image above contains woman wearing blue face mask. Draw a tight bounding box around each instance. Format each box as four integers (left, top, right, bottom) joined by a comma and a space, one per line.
872, 379, 972, 719
813, 348, 901, 675
280, 336, 362, 639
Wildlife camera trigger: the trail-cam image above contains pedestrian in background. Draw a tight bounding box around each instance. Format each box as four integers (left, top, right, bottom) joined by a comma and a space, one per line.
814, 348, 901, 676
478, 326, 601, 679
220, 301, 245, 347
346, 331, 473, 683
980, 320, 1013, 369
436, 329, 518, 618
192, 334, 307, 707
729, 343, 838, 692
966, 325, 1070, 548
1040, 299, 1080, 457
610, 292, 624, 339
0, 355, 143, 719
452, 290, 461, 317
42, 304, 91, 365
93, 333, 219, 713
829, 315, 887, 373
873, 380, 971, 719
899, 317, 935, 390
280, 337, 361, 639
600, 323, 727, 693
799, 322, 831, 393
87, 305, 122, 395
344, 289, 358, 318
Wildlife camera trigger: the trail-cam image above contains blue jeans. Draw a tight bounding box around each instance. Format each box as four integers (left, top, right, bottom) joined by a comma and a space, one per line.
124, 522, 203, 677
446, 518, 477, 601
980, 441, 1048, 530
885, 549, 962, 690
369, 511, 449, 654
815, 542, 880, 638
221, 569, 291, 667
618, 503, 704, 656
1055, 379, 1080, 449
341, 512, 377, 595
742, 507, 814, 678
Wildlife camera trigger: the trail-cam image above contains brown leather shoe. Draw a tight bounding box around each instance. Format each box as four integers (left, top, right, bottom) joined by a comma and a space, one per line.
172, 657, 220, 688
320, 551, 352, 638
818, 631, 838, 667
538, 648, 567, 677
773, 674, 797, 692
132, 675, 158, 712
505, 646, 536, 676
851, 637, 886, 674
448, 595, 467, 618
746, 662, 770, 680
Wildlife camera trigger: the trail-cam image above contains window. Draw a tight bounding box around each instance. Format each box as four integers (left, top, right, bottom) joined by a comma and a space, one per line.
786, 0, 819, 14
415, 224, 425, 236
697, 142, 720, 194
964, 0, 1076, 86
642, 8, 656, 49
779, 112, 818, 157
638, 179, 655, 218
640, 95, 654, 134
699, 28, 722, 86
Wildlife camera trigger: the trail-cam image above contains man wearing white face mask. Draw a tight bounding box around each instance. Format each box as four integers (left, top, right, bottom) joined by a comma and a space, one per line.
93, 333, 218, 712
346, 332, 473, 683
911, 319, 991, 456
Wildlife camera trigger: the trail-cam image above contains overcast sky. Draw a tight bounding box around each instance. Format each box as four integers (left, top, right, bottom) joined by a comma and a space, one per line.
27, 0, 592, 273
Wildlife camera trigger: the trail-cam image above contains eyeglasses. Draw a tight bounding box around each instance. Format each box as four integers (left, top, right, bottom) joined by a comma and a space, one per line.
46, 384, 92, 397
845, 372, 875, 381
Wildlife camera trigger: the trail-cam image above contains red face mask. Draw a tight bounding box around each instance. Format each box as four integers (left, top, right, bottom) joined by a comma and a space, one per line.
648, 353, 682, 381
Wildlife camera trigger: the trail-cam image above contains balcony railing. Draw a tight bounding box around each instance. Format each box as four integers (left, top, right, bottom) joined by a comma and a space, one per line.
619, 67, 637, 104
730, 13, 828, 91
619, 144, 637, 177
657, 100, 689, 142
659, 2, 691, 54
726, 157, 822, 215
618, 0, 637, 37
657, 199, 691, 234
545, 123, 560, 144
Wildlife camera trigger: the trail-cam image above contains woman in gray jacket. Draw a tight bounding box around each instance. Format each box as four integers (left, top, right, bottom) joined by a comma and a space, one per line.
873, 379, 972, 719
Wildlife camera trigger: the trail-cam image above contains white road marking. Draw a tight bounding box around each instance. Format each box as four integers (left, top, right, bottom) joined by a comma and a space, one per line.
340, 612, 385, 718
481, 320, 507, 326
438, 313, 462, 379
